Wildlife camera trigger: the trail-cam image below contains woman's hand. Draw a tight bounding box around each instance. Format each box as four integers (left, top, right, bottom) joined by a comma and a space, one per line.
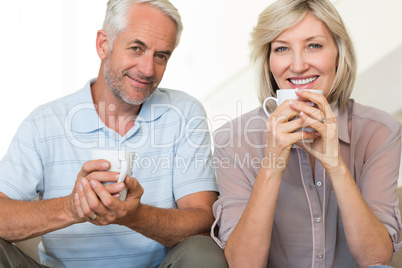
290, 88, 341, 172
265, 95, 320, 175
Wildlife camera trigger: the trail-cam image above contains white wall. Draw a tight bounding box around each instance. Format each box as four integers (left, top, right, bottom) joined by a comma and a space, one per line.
0, 0, 107, 156
1, 0, 401, 183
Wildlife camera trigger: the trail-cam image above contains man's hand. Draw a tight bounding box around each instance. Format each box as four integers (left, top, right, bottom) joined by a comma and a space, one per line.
72, 160, 144, 225
71, 161, 217, 248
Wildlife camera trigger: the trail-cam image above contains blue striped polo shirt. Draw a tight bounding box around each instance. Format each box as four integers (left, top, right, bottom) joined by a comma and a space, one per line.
0, 79, 218, 267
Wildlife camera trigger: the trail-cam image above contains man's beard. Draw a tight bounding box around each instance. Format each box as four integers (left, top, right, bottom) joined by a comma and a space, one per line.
103, 56, 156, 105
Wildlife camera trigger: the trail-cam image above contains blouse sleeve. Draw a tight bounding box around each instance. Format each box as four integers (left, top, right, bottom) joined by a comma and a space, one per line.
211, 144, 256, 249
356, 118, 402, 252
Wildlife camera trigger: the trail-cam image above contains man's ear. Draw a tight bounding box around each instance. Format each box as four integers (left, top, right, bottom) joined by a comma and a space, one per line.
96, 30, 109, 60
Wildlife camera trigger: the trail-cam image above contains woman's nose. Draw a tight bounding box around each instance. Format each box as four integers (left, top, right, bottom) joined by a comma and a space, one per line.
289, 52, 309, 73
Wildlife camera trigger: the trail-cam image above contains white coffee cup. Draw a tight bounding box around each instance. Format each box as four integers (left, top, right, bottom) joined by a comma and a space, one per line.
263, 89, 323, 143
90, 149, 135, 201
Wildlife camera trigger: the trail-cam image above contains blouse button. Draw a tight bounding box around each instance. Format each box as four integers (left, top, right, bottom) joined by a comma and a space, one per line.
316, 181, 322, 187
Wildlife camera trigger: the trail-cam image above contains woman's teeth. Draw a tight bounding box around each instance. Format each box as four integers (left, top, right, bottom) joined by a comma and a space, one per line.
290, 76, 318, 85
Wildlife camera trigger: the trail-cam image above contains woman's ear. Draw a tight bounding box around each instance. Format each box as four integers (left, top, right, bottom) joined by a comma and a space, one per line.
96, 30, 109, 60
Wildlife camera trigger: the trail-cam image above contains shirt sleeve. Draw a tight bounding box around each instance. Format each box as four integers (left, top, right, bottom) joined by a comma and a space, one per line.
211, 144, 255, 249
0, 117, 44, 200
357, 120, 402, 252
171, 99, 218, 201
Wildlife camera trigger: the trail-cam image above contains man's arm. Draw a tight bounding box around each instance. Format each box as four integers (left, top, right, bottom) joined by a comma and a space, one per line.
0, 192, 77, 243
128, 190, 218, 247
75, 174, 218, 247
0, 160, 123, 243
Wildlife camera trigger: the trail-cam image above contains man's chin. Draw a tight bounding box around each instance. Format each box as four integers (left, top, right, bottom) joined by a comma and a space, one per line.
121, 91, 153, 106
109, 84, 156, 106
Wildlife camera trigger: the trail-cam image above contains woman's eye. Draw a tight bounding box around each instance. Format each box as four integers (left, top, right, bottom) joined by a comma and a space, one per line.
274, 47, 288, 52
309, 43, 323, 49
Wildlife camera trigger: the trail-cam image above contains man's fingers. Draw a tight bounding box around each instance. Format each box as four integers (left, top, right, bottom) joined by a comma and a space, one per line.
103, 180, 126, 195
77, 178, 104, 219
74, 193, 85, 219
78, 160, 110, 177
87, 171, 119, 183
125, 176, 144, 198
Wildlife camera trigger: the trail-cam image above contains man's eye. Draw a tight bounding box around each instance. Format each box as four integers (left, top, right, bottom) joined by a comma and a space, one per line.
131, 46, 141, 52
155, 54, 168, 64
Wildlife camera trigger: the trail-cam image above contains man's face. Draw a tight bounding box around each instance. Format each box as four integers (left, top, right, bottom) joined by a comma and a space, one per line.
104, 3, 177, 105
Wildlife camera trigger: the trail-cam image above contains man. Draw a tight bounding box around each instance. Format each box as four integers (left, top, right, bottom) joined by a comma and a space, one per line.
0, 0, 226, 267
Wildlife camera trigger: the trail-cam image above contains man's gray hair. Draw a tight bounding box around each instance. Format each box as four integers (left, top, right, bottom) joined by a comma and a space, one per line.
102, 0, 183, 50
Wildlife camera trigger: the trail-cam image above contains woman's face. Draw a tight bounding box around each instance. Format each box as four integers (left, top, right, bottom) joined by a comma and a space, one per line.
269, 13, 338, 96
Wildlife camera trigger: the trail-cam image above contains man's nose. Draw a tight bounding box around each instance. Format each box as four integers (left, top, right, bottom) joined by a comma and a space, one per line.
137, 53, 155, 77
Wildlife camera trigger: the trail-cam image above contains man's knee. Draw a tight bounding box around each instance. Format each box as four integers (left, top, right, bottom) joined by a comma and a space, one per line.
0, 238, 43, 268
159, 235, 228, 268
0, 238, 16, 266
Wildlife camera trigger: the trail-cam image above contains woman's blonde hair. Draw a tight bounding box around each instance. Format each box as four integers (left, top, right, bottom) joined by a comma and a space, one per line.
250, 0, 356, 109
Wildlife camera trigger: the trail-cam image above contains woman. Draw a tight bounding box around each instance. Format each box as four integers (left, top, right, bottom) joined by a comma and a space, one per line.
211, 0, 401, 267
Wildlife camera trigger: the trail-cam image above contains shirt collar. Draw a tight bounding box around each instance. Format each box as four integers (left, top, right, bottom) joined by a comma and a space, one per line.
136, 88, 170, 123
67, 78, 103, 133
66, 79, 171, 133
331, 101, 350, 144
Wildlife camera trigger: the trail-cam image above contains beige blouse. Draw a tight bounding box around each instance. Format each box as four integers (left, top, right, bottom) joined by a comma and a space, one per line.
211, 100, 402, 267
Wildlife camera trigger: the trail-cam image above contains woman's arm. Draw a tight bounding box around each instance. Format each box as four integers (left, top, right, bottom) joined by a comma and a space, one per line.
222, 102, 320, 267
327, 162, 393, 267
292, 89, 397, 267
224, 162, 282, 267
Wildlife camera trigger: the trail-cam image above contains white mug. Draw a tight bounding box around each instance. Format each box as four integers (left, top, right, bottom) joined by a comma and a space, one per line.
90, 149, 135, 201
263, 89, 323, 143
